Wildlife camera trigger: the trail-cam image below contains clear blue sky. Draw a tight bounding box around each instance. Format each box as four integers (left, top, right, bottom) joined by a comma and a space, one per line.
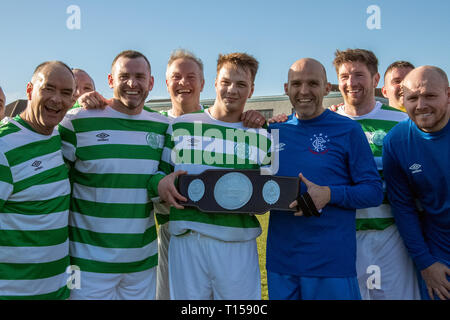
1, 0, 449, 104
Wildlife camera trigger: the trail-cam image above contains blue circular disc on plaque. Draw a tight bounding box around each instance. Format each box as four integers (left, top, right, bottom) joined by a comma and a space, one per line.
214, 172, 253, 210
188, 179, 205, 202
262, 180, 280, 205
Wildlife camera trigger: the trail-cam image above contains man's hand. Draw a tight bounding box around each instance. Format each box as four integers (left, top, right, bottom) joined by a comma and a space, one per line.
329, 103, 344, 112
77, 91, 113, 110
158, 170, 188, 210
289, 173, 330, 216
421, 262, 450, 300
241, 110, 266, 128
268, 113, 288, 124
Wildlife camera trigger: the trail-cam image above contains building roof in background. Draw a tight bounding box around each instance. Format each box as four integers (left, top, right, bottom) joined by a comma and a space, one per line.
5, 99, 27, 117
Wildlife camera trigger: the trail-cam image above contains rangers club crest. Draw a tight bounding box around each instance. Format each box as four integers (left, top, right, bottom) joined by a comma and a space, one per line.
309, 133, 330, 154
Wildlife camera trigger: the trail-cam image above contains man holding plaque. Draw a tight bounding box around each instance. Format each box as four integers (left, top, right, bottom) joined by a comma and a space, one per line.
149, 52, 271, 300
266, 58, 383, 300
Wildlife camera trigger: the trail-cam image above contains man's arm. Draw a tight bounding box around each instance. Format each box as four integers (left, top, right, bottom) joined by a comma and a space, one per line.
383, 136, 449, 299
58, 113, 77, 164
329, 124, 384, 209
0, 151, 13, 211
147, 123, 186, 208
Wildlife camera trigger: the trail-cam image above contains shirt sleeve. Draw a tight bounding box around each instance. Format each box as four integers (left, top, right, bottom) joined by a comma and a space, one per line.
148, 123, 175, 198
58, 113, 77, 163
382, 134, 437, 271
0, 151, 13, 211
328, 124, 384, 209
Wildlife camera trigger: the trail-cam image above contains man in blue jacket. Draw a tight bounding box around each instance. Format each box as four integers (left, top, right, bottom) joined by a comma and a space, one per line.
383, 65, 450, 300
266, 58, 383, 300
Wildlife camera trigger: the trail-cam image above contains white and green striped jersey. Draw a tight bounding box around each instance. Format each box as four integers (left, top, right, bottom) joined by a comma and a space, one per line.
0, 116, 70, 300
154, 105, 206, 226
59, 106, 169, 274
149, 109, 272, 242
338, 101, 408, 230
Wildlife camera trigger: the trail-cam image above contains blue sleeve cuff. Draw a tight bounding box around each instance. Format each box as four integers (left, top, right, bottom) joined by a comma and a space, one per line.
414, 253, 438, 271
329, 185, 344, 205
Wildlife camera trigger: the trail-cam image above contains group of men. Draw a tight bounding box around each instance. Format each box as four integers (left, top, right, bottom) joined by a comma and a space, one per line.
0, 47, 448, 300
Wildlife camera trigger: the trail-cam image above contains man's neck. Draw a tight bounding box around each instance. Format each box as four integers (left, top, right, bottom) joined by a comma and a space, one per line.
20, 107, 53, 135
170, 102, 201, 117
208, 103, 242, 123
343, 99, 377, 116
110, 99, 143, 116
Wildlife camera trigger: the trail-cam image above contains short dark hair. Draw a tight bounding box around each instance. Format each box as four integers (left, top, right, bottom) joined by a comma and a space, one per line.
384, 61, 415, 81
217, 52, 259, 83
333, 48, 379, 76
32, 61, 74, 82
111, 50, 151, 73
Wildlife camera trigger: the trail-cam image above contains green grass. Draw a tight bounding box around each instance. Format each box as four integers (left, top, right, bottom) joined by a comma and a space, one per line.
256, 212, 270, 300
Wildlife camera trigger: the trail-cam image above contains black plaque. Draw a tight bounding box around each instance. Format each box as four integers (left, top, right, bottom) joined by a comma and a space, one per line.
177, 169, 300, 214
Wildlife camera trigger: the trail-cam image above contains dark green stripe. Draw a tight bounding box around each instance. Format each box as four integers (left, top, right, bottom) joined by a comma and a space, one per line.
0, 122, 21, 138
0, 256, 69, 280
72, 117, 168, 134
70, 254, 157, 274
0, 284, 70, 300
3, 194, 70, 215
158, 160, 173, 175
0, 164, 13, 184
71, 198, 152, 219
12, 165, 68, 194
0, 227, 68, 247
5, 135, 61, 166
381, 104, 404, 112
170, 207, 260, 229
58, 123, 77, 147
73, 170, 149, 189
356, 218, 395, 231
77, 144, 162, 161
69, 225, 157, 248
156, 213, 169, 225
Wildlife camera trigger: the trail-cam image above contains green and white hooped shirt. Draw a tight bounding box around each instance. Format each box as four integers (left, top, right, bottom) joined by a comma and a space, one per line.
0, 116, 71, 300
59, 106, 169, 274
149, 109, 272, 242
154, 105, 206, 226
338, 101, 408, 231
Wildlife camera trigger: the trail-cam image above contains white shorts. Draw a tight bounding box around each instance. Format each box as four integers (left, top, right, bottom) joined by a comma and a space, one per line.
356, 224, 420, 300
69, 267, 156, 300
156, 222, 171, 300
169, 231, 261, 300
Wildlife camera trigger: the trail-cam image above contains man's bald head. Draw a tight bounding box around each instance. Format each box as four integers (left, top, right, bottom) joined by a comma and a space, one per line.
72, 68, 95, 100
285, 58, 331, 120
31, 61, 74, 84
402, 65, 449, 91
288, 58, 328, 83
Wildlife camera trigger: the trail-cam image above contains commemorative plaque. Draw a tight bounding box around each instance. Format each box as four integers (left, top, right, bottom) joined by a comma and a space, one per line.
177, 169, 303, 214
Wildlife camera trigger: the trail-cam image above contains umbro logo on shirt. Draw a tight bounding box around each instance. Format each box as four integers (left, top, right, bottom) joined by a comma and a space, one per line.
31, 160, 43, 171
96, 133, 109, 141
409, 163, 422, 174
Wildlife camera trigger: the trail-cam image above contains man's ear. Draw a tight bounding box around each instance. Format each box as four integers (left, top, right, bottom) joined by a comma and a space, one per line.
284, 83, 289, 95
248, 83, 255, 99
373, 72, 381, 88
26, 82, 33, 100
108, 74, 114, 88
381, 85, 388, 98
324, 82, 332, 96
